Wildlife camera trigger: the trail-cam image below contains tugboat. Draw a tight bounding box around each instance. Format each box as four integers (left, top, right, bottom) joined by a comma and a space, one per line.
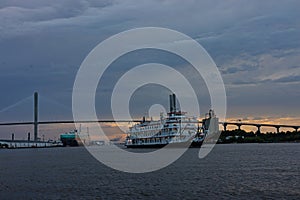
125, 94, 219, 148
190, 109, 219, 147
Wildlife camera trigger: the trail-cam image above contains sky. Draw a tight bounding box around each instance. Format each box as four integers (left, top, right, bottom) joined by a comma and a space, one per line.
0, 0, 299, 139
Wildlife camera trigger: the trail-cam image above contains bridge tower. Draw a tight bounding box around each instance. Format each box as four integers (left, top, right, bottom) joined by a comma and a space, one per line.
34, 92, 39, 141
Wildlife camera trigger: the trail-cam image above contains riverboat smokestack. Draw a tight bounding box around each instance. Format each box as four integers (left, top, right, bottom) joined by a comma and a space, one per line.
169, 95, 173, 112
172, 94, 176, 112
169, 94, 177, 113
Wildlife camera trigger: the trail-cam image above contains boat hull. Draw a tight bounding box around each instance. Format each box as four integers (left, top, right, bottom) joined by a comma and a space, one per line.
126, 140, 203, 148
190, 140, 204, 148
126, 143, 167, 148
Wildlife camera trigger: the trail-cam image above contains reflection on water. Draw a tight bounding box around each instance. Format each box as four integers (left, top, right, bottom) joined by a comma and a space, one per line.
0, 143, 299, 199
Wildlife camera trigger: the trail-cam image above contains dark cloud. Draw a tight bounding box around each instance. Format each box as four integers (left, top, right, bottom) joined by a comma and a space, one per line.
0, 0, 300, 134
220, 65, 258, 75
267, 75, 300, 84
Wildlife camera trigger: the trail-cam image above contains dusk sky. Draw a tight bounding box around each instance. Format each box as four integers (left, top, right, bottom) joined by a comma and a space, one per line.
0, 0, 300, 138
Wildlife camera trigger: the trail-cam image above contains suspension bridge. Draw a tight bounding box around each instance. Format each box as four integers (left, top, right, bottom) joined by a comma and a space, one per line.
0, 92, 299, 141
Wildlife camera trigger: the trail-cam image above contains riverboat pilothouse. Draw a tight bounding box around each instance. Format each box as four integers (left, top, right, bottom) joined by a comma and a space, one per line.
125, 94, 219, 148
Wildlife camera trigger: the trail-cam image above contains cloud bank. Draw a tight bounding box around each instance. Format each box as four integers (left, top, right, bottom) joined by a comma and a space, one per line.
0, 0, 299, 133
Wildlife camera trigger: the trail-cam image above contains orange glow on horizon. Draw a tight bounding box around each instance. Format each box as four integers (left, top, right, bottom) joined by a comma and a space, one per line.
223, 116, 300, 132
1, 116, 299, 141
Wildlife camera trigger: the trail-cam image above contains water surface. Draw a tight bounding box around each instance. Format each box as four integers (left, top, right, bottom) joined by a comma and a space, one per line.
0, 143, 299, 199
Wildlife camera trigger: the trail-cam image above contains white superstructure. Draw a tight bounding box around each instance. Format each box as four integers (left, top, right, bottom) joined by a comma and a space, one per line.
125, 94, 216, 148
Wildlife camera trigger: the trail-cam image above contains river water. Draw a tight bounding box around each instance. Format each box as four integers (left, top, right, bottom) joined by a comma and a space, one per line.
0, 143, 299, 199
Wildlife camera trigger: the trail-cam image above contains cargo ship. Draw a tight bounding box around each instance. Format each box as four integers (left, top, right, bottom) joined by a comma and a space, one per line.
60, 130, 83, 147
125, 94, 219, 148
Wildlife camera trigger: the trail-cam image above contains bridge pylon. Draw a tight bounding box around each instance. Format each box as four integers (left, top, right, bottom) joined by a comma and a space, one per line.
34, 92, 38, 141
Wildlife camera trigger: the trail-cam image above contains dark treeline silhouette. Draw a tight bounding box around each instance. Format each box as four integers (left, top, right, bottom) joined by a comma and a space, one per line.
218, 129, 300, 143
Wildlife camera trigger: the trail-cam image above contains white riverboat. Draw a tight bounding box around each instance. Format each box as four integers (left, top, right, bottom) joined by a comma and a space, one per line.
125, 94, 219, 148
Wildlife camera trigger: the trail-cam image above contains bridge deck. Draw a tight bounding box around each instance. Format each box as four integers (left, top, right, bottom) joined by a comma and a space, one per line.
0, 120, 298, 129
